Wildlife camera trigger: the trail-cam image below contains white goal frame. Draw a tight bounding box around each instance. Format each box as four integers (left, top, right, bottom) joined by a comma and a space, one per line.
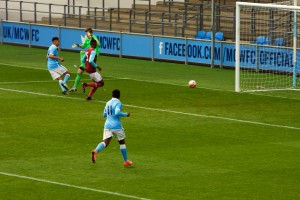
235, 1, 299, 92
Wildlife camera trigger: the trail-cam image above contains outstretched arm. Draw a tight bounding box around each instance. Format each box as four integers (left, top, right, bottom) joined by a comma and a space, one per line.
115, 103, 129, 117
89, 51, 101, 71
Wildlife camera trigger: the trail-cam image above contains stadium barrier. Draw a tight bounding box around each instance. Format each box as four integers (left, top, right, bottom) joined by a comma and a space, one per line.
0, 20, 299, 73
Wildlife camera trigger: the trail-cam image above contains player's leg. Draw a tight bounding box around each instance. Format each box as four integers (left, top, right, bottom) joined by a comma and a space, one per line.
70, 51, 86, 91
56, 66, 70, 91
91, 130, 112, 163
86, 80, 104, 100
83, 72, 104, 100
63, 71, 71, 84
115, 130, 133, 167
56, 76, 67, 94
49, 68, 68, 94
70, 68, 84, 91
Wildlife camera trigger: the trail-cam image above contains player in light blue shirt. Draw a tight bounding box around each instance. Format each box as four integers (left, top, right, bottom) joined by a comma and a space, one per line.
47, 37, 70, 94
91, 89, 133, 167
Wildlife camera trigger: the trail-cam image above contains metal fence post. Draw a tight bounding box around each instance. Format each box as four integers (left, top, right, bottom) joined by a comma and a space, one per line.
200, 4, 203, 30
133, 0, 136, 19
34, 2, 37, 23
5, 0, 8, 20
181, 14, 185, 37
118, 0, 120, 22
87, 0, 90, 19
184, 2, 187, 27
168, 0, 171, 23
102, 0, 105, 17
145, 11, 148, 34
149, 0, 151, 21
129, 10, 132, 32
79, 6, 82, 27
68, 0, 70, 16
161, 12, 165, 35
196, 6, 199, 31
216, 4, 220, 31
94, 7, 97, 29
49, 4, 52, 25
20, 1, 23, 22
64, 5, 67, 26
109, 8, 113, 31
72, 0, 75, 15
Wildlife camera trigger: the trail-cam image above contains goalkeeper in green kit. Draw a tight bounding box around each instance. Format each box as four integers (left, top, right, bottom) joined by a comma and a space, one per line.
70, 27, 101, 92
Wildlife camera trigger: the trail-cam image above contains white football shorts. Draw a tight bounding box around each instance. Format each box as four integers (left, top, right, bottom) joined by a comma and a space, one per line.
89, 72, 103, 82
49, 65, 67, 80
103, 129, 126, 141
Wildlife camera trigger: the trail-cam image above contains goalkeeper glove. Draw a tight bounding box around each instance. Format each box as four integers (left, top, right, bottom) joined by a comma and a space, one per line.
72, 44, 79, 48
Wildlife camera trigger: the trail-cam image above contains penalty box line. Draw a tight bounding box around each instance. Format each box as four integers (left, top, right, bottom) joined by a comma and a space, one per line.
0, 172, 150, 200
0, 87, 299, 131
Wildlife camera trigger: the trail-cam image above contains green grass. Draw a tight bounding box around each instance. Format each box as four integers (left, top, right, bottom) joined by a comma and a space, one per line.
0, 44, 299, 200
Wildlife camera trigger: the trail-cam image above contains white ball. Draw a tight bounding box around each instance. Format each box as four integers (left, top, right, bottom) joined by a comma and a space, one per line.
188, 80, 197, 88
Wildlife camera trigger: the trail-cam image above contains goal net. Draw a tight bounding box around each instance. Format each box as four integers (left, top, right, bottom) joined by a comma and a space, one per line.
235, 1, 300, 92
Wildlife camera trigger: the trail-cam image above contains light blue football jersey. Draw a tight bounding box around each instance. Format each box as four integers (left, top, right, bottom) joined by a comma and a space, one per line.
103, 98, 128, 130
47, 44, 61, 70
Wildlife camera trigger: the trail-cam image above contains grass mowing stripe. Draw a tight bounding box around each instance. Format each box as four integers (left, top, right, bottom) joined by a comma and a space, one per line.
1, 62, 300, 102
1, 87, 299, 131
0, 172, 151, 200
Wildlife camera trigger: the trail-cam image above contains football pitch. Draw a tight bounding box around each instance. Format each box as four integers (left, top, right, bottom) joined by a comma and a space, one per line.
0, 44, 299, 200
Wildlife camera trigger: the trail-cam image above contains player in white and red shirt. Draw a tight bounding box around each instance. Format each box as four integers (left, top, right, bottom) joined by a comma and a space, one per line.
81, 39, 104, 100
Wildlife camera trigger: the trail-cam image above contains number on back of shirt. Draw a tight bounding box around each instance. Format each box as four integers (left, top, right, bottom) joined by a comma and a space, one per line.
107, 105, 113, 115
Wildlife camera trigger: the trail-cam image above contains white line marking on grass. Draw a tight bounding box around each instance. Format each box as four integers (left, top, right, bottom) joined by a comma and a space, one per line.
0, 87, 299, 131
0, 80, 58, 84
0, 78, 116, 85
0, 172, 150, 200
0, 62, 47, 71
1, 62, 300, 101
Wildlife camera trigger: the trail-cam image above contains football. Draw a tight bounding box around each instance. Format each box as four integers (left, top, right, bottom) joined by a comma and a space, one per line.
188, 80, 197, 88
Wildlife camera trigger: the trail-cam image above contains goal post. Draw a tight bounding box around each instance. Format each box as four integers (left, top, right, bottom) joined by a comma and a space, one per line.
235, 1, 300, 92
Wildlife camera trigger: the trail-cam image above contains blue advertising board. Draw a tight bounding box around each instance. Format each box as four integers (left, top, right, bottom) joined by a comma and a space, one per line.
1, 21, 299, 73
222, 43, 236, 67
186, 40, 221, 64
2, 22, 30, 45
121, 34, 152, 58
96, 31, 120, 54
154, 37, 186, 61
30, 25, 58, 47
60, 28, 85, 50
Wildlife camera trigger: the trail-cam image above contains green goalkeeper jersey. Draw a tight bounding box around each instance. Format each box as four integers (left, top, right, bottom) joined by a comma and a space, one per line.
82, 35, 101, 55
